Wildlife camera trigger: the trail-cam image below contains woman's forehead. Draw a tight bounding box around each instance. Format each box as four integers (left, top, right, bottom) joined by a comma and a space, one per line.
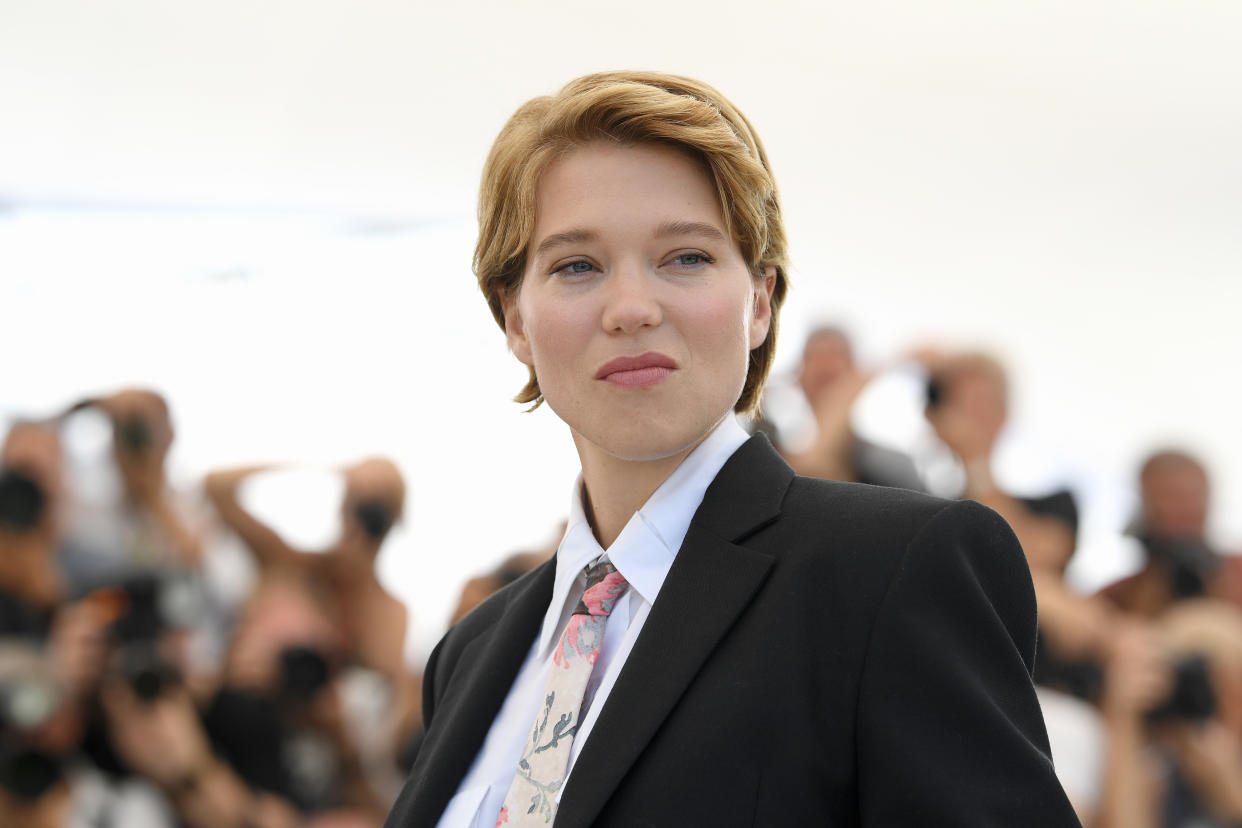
530, 141, 727, 245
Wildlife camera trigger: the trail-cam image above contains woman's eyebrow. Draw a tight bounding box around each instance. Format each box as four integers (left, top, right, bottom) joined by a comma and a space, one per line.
532, 221, 725, 258
654, 220, 727, 242
534, 229, 597, 257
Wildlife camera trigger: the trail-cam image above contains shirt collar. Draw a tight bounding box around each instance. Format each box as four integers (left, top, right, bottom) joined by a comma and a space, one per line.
536, 414, 750, 658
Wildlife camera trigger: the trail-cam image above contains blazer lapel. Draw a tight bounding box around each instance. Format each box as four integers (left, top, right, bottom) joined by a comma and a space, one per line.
401, 560, 556, 826
556, 436, 794, 827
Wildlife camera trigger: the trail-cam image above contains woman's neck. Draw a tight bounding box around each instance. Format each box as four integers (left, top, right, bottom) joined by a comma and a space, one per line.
574, 436, 702, 550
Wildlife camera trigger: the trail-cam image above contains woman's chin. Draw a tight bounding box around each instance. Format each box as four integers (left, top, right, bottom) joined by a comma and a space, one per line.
568, 418, 721, 466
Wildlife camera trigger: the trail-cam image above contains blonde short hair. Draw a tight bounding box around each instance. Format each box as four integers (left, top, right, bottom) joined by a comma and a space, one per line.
473, 71, 790, 413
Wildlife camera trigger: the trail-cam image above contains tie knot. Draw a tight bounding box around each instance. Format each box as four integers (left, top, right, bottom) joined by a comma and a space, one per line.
574, 560, 629, 617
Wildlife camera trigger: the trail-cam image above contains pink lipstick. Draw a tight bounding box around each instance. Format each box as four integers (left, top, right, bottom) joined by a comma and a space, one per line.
595, 352, 677, 388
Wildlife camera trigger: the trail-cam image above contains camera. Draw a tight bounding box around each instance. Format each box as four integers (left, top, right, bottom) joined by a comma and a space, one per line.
0, 647, 65, 801
278, 646, 333, 703
89, 572, 201, 701
1141, 535, 1219, 600
924, 375, 945, 409
0, 743, 63, 801
0, 468, 45, 532
1147, 655, 1216, 724
352, 499, 395, 541
115, 415, 152, 455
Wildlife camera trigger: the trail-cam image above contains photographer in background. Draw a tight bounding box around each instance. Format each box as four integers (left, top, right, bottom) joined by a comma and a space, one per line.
206, 457, 419, 787
921, 350, 1078, 573
0, 421, 103, 720
0, 422, 164, 825
201, 571, 383, 824
777, 326, 925, 491
44, 568, 297, 828
1097, 600, 1242, 828
0, 643, 93, 828
0, 423, 66, 630
57, 389, 204, 596
1102, 450, 1222, 618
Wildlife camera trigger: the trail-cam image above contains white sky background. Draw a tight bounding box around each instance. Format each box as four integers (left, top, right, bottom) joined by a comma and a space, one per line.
1, 0, 1240, 665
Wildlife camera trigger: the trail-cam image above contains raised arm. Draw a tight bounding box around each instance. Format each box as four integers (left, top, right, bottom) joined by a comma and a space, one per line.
204, 465, 301, 569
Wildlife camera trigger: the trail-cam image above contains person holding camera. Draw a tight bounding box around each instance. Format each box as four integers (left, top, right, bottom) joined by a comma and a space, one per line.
0, 422, 69, 624
205, 457, 420, 782
56, 389, 204, 598
201, 571, 387, 823
1102, 449, 1223, 618
1096, 600, 1242, 828
96, 668, 300, 828
920, 350, 1079, 574
0, 422, 108, 757
777, 326, 926, 491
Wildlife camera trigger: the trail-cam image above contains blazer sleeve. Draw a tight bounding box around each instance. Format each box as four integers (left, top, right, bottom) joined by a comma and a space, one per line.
855, 498, 1081, 826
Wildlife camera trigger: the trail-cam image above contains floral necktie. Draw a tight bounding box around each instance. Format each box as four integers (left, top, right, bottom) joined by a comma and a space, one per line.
497, 560, 629, 826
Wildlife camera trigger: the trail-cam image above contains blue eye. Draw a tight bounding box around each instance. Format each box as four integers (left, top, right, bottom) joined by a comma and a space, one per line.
553, 260, 595, 276
670, 253, 713, 267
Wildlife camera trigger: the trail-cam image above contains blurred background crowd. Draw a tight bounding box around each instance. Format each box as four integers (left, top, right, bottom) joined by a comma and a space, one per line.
1, 327, 1238, 826
0, 390, 419, 826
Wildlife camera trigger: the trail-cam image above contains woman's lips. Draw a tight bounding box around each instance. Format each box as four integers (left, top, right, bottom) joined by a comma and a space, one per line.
596, 352, 678, 387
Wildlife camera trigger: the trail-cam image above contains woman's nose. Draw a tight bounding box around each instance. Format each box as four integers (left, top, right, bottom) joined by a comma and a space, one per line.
600, 263, 662, 334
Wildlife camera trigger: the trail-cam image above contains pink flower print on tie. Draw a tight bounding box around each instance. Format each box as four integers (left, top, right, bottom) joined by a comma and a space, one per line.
579, 570, 628, 617
553, 615, 605, 669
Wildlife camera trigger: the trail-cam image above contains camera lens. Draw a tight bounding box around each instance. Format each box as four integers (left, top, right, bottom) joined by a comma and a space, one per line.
1147, 655, 1216, 723
353, 500, 394, 541
130, 667, 165, 701
0, 469, 45, 531
0, 747, 63, 801
279, 646, 331, 703
119, 644, 177, 702
117, 417, 152, 454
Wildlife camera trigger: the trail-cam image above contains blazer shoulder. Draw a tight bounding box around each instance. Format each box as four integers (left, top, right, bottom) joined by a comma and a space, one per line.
696, 433, 947, 547
768, 479, 1031, 623
782, 475, 962, 543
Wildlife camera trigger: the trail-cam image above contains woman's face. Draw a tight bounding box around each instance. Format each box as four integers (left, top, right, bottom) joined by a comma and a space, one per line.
503, 140, 774, 464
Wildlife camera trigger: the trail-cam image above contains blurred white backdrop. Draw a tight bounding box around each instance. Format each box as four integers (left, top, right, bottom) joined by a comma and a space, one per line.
2, 0, 1239, 664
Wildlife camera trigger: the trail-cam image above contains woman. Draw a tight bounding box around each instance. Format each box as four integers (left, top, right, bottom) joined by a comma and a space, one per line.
387, 72, 1078, 827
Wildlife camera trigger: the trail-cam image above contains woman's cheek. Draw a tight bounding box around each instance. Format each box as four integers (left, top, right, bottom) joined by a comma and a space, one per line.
526, 304, 592, 375
702, 295, 755, 353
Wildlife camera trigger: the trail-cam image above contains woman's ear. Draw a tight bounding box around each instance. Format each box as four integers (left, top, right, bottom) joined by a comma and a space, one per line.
748, 266, 777, 350
502, 291, 534, 367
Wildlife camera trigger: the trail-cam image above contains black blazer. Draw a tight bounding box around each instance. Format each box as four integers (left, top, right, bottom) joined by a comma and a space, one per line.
387, 435, 1080, 827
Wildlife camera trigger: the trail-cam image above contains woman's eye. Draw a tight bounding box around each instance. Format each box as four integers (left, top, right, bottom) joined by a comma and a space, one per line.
670, 252, 712, 268
553, 260, 596, 276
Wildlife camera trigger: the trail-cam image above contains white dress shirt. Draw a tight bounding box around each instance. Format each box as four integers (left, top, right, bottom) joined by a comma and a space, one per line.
435, 414, 750, 828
